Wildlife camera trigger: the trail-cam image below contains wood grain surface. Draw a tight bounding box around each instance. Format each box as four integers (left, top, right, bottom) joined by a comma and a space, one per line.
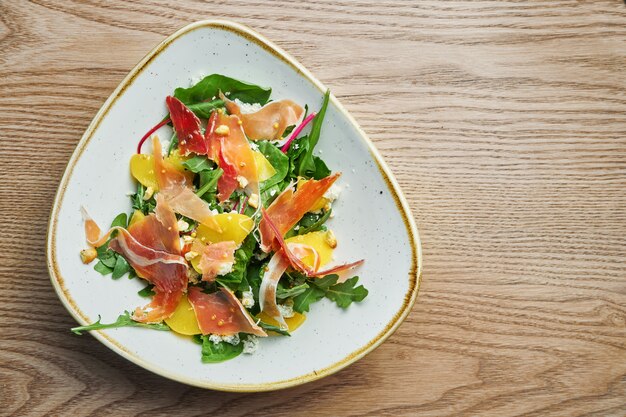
1, 1, 625, 416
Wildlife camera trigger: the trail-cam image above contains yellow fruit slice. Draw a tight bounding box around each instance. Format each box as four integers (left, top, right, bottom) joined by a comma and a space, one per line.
164, 294, 201, 335
130, 154, 159, 190
253, 150, 276, 182
130, 152, 194, 190
285, 231, 335, 267
195, 213, 254, 246
128, 210, 145, 227
257, 311, 307, 333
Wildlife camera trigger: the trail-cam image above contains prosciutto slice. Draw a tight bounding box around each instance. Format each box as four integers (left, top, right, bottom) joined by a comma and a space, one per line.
187, 286, 267, 337
223, 94, 304, 140
205, 110, 259, 202
258, 250, 290, 328
166, 96, 208, 155
261, 208, 364, 277
152, 137, 220, 230
197, 241, 237, 282
259, 173, 340, 252
82, 196, 188, 323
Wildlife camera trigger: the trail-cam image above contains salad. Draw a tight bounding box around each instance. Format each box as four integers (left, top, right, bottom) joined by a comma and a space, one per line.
74, 74, 367, 363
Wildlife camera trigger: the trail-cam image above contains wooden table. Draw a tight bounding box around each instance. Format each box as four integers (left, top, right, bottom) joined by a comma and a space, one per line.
1, 1, 625, 415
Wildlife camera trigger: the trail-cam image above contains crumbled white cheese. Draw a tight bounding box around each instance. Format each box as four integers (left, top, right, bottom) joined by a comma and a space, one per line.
216, 261, 234, 276
277, 299, 295, 318
270, 189, 277, 197
186, 267, 200, 284
182, 234, 195, 244
177, 219, 189, 231
249, 141, 259, 151
233, 98, 262, 114
323, 184, 342, 202
243, 335, 259, 354
208, 333, 240, 346
241, 289, 255, 308
237, 175, 249, 189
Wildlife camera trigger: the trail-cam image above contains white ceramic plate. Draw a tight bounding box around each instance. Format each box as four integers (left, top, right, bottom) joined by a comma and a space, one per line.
47, 20, 421, 392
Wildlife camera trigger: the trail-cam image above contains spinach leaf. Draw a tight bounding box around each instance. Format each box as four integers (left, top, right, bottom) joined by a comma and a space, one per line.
324, 276, 369, 308
187, 99, 225, 119
111, 255, 130, 279
94, 260, 113, 275
217, 234, 257, 289
182, 155, 214, 173
174, 74, 271, 106
257, 141, 289, 191
200, 336, 244, 363
110, 213, 128, 228
196, 168, 223, 199
71, 311, 169, 335
292, 286, 325, 313
258, 321, 291, 336
297, 90, 330, 178
311, 156, 331, 180
276, 283, 309, 300
138, 284, 155, 297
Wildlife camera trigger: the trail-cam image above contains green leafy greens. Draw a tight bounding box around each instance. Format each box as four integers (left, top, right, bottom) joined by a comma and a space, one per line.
71, 311, 170, 335
293, 275, 368, 313
199, 336, 244, 363
174, 74, 272, 106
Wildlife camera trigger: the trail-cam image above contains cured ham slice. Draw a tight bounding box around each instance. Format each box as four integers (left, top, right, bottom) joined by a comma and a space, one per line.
205, 110, 259, 202
197, 241, 237, 282
259, 173, 340, 252
152, 137, 220, 230
258, 250, 290, 328
166, 96, 208, 155
261, 209, 364, 277
187, 286, 267, 337
82, 196, 188, 323
223, 95, 304, 140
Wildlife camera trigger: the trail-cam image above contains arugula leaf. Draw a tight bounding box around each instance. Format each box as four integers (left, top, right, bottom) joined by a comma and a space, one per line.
257, 141, 289, 191
94, 260, 113, 275
182, 155, 214, 173
297, 90, 330, 178
200, 336, 244, 363
292, 286, 325, 313
313, 274, 339, 290
166, 133, 178, 157
131, 183, 156, 214
111, 255, 130, 279
71, 311, 169, 335
324, 276, 369, 308
217, 234, 256, 288
174, 74, 271, 106
138, 284, 155, 297
276, 283, 309, 300
258, 321, 291, 336
196, 168, 223, 199
187, 99, 225, 119
296, 209, 332, 235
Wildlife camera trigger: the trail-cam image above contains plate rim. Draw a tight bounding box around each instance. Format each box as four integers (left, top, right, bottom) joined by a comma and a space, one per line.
46, 19, 423, 392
